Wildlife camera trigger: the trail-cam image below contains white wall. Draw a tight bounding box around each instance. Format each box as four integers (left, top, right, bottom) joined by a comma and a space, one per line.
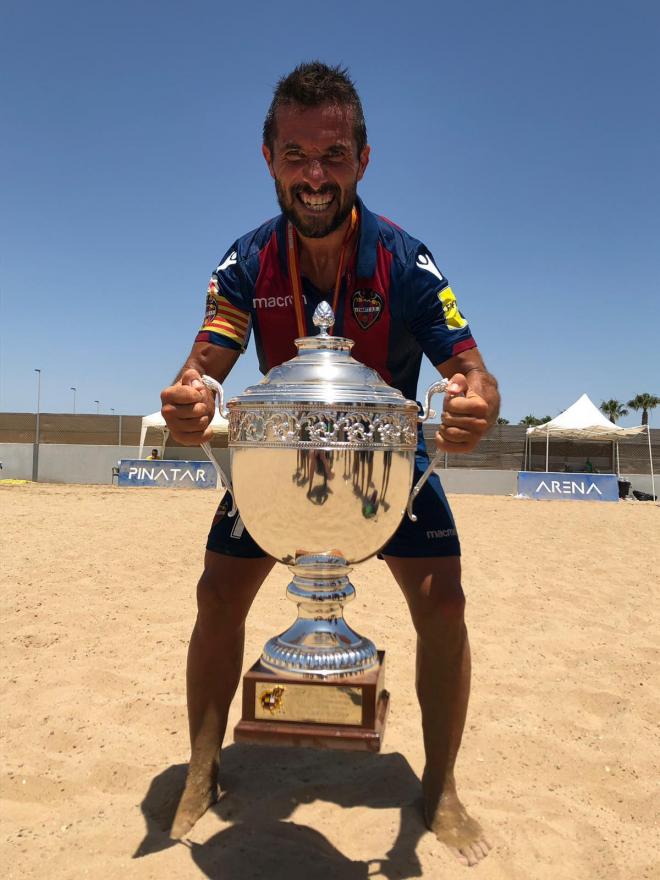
436, 469, 517, 495
0, 444, 655, 497
0, 444, 231, 485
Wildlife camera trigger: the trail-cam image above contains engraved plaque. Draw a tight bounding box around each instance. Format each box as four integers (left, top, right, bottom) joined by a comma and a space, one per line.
255, 682, 363, 725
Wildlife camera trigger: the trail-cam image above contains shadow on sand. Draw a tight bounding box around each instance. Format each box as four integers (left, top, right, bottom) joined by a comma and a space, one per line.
133, 744, 428, 879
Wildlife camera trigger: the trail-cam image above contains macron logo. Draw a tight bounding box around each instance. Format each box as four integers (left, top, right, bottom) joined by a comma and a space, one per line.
416, 252, 444, 283
216, 251, 237, 273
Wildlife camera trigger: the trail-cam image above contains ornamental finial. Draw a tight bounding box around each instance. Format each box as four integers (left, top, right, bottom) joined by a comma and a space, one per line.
312, 301, 335, 337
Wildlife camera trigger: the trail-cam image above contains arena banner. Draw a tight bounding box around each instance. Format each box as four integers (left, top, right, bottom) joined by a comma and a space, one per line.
118, 460, 217, 489
517, 472, 618, 502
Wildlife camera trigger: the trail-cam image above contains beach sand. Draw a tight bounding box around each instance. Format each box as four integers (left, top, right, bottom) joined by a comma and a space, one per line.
1, 483, 658, 879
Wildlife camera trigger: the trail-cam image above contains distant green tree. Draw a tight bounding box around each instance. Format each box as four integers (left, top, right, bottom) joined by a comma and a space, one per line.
519, 415, 552, 426
496, 417, 510, 425
600, 399, 629, 424
626, 393, 659, 426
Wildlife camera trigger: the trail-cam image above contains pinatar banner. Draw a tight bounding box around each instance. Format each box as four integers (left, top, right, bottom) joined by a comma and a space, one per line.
118, 460, 217, 489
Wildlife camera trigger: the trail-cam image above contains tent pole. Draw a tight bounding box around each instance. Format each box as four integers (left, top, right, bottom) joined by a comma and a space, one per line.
545, 431, 549, 472
615, 441, 620, 477
647, 425, 656, 503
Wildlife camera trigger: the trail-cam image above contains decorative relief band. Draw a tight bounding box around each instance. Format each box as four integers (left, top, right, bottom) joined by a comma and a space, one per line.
229, 408, 418, 449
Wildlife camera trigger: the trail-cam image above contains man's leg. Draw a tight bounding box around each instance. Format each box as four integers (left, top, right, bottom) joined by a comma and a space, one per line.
383, 555, 491, 867
170, 551, 275, 838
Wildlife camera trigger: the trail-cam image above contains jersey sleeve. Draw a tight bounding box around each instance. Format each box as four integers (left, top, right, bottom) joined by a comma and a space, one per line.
401, 245, 477, 366
195, 245, 252, 352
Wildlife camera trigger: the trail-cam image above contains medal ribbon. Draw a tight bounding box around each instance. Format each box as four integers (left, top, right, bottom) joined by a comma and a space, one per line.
286, 206, 358, 337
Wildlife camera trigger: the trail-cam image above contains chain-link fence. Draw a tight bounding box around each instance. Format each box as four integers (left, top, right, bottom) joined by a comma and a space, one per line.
421, 423, 657, 474
0, 413, 228, 449
1, 413, 655, 471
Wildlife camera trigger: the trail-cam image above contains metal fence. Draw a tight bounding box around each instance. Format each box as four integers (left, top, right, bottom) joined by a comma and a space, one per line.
1, 413, 655, 473
0, 413, 228, 450
421, 423, 657, 475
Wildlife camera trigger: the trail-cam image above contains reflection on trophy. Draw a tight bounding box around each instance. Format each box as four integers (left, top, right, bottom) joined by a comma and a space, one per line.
204, 302, 447, 751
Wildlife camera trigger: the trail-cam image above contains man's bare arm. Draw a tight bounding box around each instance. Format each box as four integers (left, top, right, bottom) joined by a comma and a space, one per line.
434, 348, 500, 453
161, 343, 241, 446
171, 342, 240, 385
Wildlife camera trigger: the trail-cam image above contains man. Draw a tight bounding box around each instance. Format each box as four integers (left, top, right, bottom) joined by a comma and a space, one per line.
161, 62, 499, 867
146, 448, 160, 461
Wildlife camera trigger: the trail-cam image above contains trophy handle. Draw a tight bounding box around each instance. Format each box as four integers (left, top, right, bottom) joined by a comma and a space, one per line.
201, 374, 236, 515
406, 378, 450, 522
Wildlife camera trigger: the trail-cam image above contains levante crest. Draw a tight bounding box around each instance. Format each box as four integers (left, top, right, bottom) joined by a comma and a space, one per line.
351, 289, 384, 330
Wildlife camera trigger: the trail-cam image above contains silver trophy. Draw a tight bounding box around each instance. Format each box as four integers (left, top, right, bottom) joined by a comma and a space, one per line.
203, 302, 447, 749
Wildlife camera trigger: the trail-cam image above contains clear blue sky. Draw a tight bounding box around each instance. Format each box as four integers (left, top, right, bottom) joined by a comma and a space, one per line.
1, 0, 658, 425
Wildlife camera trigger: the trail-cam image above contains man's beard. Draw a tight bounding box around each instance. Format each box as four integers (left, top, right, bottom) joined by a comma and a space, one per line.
275, 179, 357, 238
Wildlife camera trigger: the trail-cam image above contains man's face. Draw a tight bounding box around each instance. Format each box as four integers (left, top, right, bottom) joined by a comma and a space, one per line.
263, 102, 370, 238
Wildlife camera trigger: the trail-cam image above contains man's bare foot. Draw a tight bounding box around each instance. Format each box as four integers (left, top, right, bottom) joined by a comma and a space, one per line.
169, 765, 219, 839
423, 772, 491, 867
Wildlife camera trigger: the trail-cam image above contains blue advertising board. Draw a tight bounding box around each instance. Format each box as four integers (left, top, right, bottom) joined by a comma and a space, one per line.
118, 460, 217, 489
517, 471, 619, 502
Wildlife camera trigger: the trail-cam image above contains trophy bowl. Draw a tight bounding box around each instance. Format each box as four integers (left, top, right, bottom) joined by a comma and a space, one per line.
231, 418, 416, 565
227, 305, 420, 565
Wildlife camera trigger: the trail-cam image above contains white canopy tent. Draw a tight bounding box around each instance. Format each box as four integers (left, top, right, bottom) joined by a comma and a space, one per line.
524, 393, 654, 498
138, 410, 229, 459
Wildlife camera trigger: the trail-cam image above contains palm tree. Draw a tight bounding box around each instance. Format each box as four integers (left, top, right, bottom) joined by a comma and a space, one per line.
519, 415, 552, 426
626, 393, 659, 426
600, 399, 628, 424
496, 417, 510, 425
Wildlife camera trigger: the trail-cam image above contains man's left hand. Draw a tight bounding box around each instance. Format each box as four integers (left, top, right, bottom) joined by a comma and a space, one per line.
434, 373, 490, 453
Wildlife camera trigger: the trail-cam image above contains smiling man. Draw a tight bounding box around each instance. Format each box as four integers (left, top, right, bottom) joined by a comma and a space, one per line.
161, 62, 499, 867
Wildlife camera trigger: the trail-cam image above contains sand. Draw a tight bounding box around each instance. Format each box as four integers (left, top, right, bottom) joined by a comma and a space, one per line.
1, 482, 658, 879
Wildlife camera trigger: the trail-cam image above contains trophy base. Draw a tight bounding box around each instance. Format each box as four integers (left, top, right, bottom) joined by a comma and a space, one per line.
233, 650, 389, 752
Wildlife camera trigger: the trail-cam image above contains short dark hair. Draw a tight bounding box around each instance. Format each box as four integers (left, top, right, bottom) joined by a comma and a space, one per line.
263, 61, 367, 156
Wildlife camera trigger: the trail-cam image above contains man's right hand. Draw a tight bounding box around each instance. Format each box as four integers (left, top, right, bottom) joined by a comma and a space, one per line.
160, 369, 216, 446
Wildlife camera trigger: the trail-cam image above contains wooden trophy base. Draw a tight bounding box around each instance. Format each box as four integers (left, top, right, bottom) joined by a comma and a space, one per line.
233, 650, 389, 752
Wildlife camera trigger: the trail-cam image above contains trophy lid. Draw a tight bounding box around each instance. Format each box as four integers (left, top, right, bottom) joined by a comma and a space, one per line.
228, 302, 418, 410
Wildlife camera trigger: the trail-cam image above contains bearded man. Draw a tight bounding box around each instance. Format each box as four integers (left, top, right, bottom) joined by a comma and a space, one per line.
161, 61, 499, 867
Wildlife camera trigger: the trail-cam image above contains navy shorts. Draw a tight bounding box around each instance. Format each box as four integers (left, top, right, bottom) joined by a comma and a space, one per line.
207, 428, 460, 560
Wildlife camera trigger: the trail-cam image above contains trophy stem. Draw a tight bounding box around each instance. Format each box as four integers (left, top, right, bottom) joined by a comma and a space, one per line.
260, 555, 378, 678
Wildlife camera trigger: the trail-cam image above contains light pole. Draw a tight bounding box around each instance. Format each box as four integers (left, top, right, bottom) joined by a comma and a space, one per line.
32, 369, 41, 481
70, 386, 76, 414
94, 400, 100, 414
111, 408, 122, 448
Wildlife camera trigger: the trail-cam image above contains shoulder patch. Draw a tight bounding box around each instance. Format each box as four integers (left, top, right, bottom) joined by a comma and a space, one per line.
438, 287, 468, 330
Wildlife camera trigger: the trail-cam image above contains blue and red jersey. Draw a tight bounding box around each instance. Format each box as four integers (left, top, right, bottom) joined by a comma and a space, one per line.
196, 197, 476, 401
